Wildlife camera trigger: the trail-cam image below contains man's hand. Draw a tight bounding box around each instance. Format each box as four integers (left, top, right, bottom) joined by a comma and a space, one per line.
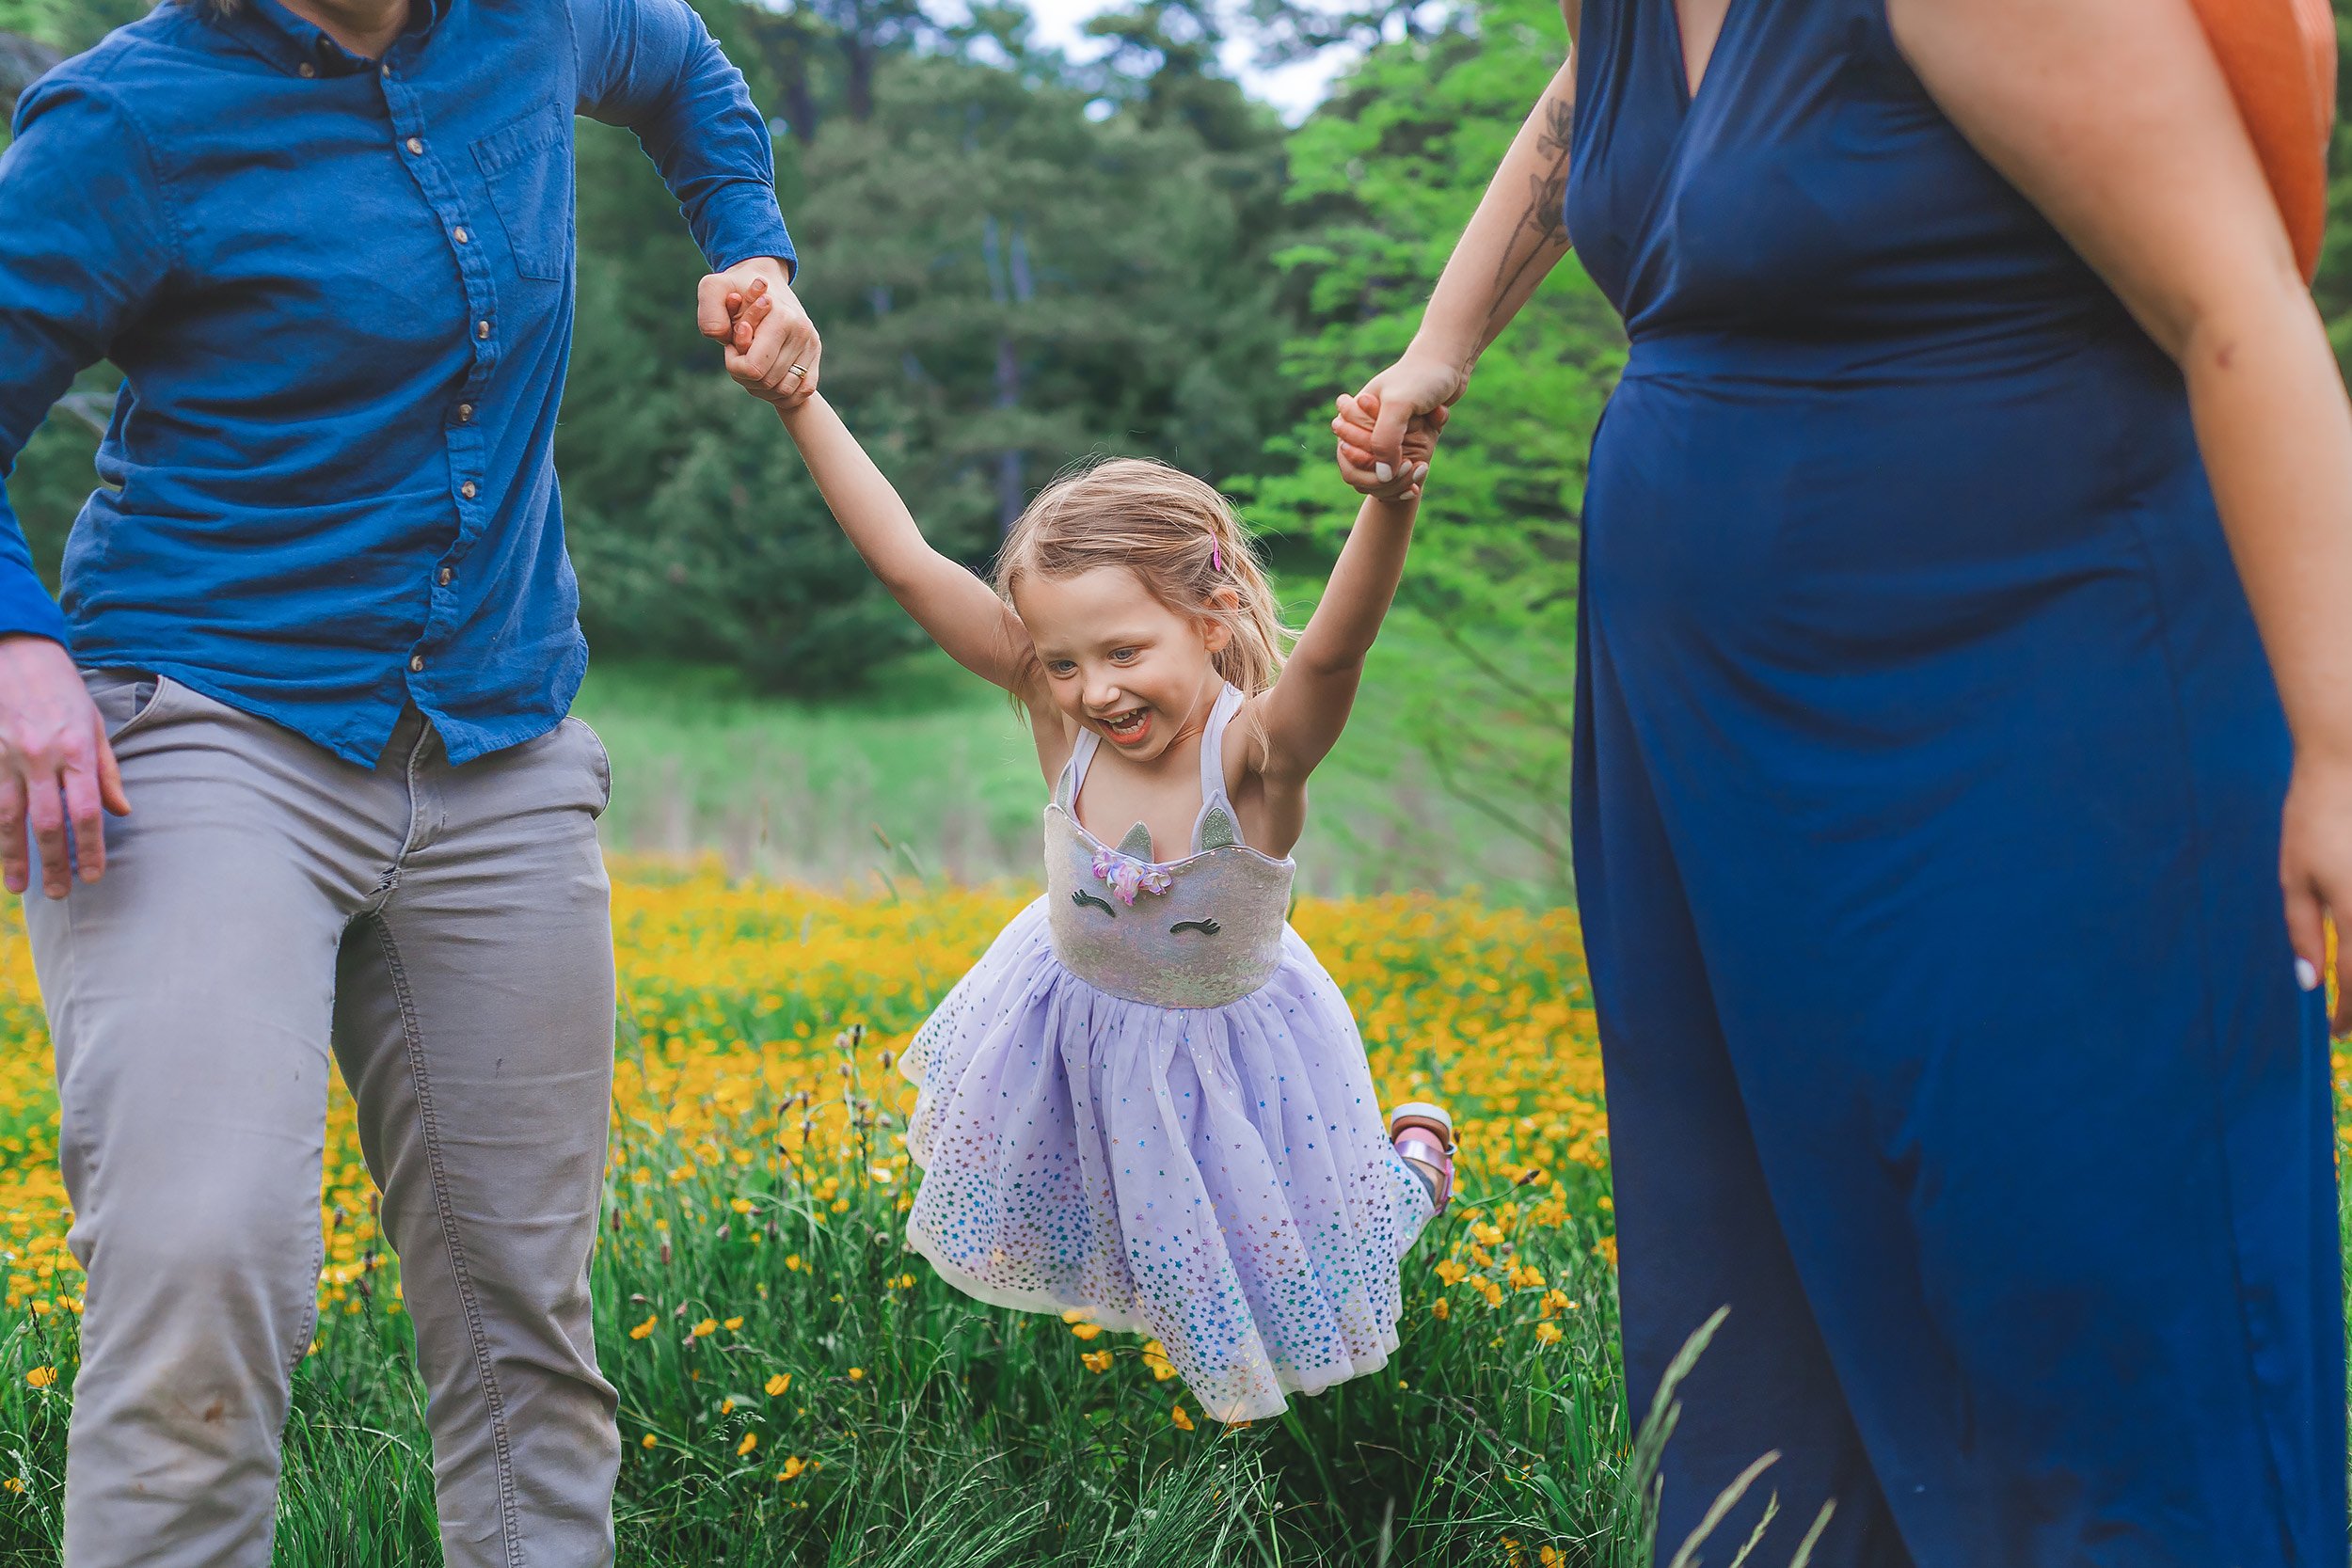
697, 257, 819, 408
0, 636, 129, 898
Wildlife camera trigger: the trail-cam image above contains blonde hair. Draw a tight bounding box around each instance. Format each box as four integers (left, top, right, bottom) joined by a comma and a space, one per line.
994, 457, 1294, 696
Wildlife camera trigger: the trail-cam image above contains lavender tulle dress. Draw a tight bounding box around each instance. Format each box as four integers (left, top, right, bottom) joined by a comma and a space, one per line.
900, 684, 1435, 1421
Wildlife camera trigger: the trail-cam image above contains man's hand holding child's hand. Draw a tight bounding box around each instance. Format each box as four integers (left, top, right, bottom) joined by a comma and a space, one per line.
707, 270, 820, 409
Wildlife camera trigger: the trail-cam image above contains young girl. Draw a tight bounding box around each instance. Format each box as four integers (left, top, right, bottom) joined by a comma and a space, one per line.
729, 284, 1457, 1424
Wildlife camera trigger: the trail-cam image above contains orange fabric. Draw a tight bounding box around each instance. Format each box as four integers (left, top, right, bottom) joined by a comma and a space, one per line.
2188, 0, 2338, 281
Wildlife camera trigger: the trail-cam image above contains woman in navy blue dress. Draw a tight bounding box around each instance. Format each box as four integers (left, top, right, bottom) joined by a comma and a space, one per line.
1337, 1, 2352, 1562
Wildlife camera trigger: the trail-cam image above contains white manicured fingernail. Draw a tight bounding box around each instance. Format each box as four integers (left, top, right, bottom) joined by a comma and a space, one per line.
1375, 462, 1393, 483
1416, 463, 1430, 482
2296, 958, 2321, 991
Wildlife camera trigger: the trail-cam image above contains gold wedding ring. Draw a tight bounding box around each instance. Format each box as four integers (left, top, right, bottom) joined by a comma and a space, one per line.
787, 364, 808, 382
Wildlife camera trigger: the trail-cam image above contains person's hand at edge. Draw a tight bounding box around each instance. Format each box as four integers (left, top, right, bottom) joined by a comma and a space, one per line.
0, 635, 130, 899
698, 258, 819, 408
2284, 753, 2352, 1037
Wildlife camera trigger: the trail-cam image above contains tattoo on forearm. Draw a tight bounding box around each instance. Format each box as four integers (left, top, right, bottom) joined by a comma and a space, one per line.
1485, 94, 1577, 338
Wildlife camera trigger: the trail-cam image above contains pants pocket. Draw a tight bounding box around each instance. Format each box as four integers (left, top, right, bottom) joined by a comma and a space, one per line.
562, 715, 612, 819
80, 668, 170, 745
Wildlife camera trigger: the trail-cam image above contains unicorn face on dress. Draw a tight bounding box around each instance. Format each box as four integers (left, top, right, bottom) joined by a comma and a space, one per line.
1014, 565, 1239, 765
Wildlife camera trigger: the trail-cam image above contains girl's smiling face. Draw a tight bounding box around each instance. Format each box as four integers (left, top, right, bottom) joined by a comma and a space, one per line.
1014, 566, 1231, 763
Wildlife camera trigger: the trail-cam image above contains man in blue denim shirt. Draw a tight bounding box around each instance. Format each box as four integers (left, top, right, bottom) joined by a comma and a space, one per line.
0, 0, 818, 1558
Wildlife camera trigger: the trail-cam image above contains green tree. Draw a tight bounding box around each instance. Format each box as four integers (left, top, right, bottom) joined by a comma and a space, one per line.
1247, 0, 1614, 896
561, 11, 1311, 689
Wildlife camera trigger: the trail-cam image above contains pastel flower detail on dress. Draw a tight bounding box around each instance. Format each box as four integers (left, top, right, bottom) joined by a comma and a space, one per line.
1090, 847, 1173, 905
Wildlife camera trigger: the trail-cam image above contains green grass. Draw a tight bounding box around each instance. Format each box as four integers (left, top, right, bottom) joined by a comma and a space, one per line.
571, 643, 1541, 900
0, 1142, 1666, 1568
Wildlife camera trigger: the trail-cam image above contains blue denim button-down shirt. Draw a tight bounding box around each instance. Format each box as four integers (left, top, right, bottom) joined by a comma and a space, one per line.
0, 0, 793, 764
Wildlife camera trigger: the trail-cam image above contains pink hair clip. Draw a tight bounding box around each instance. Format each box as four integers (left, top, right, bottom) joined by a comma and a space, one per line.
1211, 542, 1224, 573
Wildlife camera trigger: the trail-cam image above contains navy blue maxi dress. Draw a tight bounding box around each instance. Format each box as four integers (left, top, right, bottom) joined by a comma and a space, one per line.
1564, 1, 2345, 1563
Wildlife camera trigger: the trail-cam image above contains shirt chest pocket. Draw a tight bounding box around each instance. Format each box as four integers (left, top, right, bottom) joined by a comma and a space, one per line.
471, 102, 574, 283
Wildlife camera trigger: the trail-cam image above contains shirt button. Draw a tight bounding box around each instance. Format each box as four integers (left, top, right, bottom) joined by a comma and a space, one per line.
437, 566, 453, 586
456, 404, 474, 423
477, 320, 491, 340
460, 481, 478, 499
453, 227, 469, 245
380, 63, 391, 78
408, 655, 425, 673
405, 136, 423, 155
298, 62, 316, 78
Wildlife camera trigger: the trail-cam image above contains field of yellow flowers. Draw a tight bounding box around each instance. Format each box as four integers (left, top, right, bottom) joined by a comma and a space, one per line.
0, 863, 1662, 1566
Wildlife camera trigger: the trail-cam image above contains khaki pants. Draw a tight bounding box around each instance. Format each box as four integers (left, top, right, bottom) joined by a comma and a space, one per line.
24, 672, 621, 1567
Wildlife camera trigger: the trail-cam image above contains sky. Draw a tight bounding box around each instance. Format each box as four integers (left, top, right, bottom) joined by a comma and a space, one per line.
1014, 0, 1361, 122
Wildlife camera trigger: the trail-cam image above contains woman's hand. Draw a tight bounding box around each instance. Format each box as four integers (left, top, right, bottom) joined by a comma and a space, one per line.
1337, 356, 1470, 490
2282, 755, 2352, 1036
1333, 388, 1452, 499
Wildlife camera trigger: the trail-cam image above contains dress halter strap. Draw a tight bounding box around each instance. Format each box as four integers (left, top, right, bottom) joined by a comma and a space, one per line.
1057, 726, 1101, 813
1191, 684, 1246, 852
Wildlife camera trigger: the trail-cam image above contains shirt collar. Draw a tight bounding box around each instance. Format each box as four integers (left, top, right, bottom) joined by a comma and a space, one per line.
209, 0, 447, 79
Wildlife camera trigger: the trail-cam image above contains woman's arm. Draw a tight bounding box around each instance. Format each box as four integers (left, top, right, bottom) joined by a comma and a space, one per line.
1352, 54, 1579, 478
774, 393, 1047, 707
1251, 475, 1429, 786
1893, 0, 2352, 1030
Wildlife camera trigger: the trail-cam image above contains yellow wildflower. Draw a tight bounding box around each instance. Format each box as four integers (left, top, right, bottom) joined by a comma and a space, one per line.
1140, 1340, 1178, 1382
766, 1373, 792, 1397
628, 1314, 658, 1340
691, 1318, 718, 1338
1069, 1323, 1104, 1342
23, 1367, 55, 1389
737, 1432, 758, 1458
847, 1367, 865, 1382
641, 1433, 658, 1449
1080, 1350, 1113, 1374
729, 1198, 754, 1214
723, 1316, 743, 1331
1170, 1404, 1195, 1432
1436, 1259, 1468, 1285
1432, 1299, 1452, 1321
777, 1456, 808, 1481
1534, 1322, 1564, 1347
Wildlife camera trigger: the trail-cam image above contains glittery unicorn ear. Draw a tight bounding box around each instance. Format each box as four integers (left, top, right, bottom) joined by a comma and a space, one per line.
1117, 821, 1155, 861
1197, 804, 1237, 850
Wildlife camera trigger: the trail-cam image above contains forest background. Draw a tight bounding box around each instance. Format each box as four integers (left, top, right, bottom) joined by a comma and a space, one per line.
6, 0, 2352, 902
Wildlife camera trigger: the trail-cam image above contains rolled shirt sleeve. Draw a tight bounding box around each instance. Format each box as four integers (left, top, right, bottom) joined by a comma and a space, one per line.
570, 0, 796, 277
0, 79, 172, 647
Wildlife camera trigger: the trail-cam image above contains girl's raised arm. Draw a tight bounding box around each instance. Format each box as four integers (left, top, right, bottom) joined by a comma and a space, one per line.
776, 394, 1040, 700
1252, 479, 1427, 787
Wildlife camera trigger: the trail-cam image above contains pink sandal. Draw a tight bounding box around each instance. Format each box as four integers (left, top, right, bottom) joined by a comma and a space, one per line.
1390, 1102, 1456, 1214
